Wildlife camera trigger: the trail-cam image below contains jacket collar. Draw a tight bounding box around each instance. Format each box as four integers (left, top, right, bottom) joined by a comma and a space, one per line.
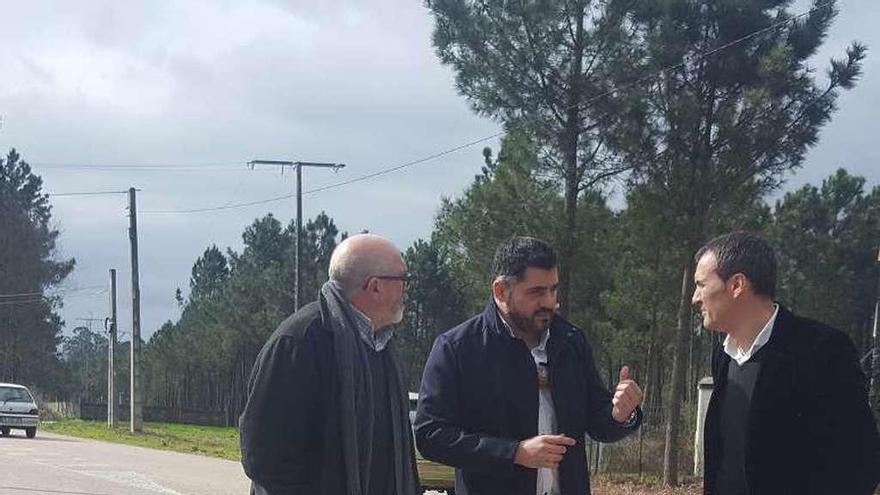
713, 304, 796, 381
756, 304, 796, 355
483, 298, 509, 337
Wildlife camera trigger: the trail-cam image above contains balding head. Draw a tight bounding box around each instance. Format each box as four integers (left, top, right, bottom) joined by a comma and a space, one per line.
329, 234, 403, 295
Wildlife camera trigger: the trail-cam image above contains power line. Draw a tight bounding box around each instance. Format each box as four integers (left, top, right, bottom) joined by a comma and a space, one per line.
31, 161, 245, 170
35, 165, 273, 174
0, 291, 43, 299
303, 132, 506, 196
0, 285, 109, 299
63, 285, 109, 292
48, 190, 131, 197
64, 290, 110, 299
0, 298, 47, 307
141, 132, 505, 214
0, 292, 107, 305
142, 191, 305, 214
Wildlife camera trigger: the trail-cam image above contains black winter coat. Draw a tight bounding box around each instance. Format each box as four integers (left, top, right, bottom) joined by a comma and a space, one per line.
703, 306, 880, 495
239, 301, 348, 495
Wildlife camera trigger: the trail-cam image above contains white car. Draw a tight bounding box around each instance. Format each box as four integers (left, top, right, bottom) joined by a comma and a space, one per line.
0, 383, 39, 438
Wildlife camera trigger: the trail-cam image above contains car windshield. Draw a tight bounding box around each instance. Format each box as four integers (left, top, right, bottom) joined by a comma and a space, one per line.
0, 386, 33, 403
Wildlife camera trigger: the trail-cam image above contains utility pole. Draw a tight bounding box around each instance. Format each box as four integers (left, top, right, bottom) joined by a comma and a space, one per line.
870, 246, 880, 412
107, 268, 117, 428
128, 187, 143, 432
247, 160, 345, 310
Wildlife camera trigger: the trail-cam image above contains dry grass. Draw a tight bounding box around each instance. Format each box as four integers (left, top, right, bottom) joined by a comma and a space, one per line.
592, 476, 702, 495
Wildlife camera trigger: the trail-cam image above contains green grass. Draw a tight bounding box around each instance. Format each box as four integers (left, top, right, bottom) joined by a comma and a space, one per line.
42, 419, 455, 489
42, 419, 241, 460
416, 456, 456, 490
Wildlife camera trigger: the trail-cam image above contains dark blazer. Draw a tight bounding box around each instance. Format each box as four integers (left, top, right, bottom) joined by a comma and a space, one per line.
239, 300, 348, 495
703, 306, 880, 495
415, 300, 640, 495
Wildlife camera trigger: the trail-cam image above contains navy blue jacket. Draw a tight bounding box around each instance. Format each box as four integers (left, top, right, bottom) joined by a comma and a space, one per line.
415, 300, 640, 495
704, 306, 880, 495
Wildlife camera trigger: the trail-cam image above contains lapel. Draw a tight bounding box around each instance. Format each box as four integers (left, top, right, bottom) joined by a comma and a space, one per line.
748, 306, 798, 421
545, 317, 569, 372
482, 299, 538, 435
546, 317, 578, 432
706, 344, 730, 433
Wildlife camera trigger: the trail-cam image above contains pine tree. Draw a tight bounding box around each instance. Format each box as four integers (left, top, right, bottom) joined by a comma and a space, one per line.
0, 149, 74, 388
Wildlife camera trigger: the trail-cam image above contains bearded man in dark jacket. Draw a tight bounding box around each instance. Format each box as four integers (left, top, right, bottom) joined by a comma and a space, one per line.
239, 234, 419, 495
415, 236, 644, 495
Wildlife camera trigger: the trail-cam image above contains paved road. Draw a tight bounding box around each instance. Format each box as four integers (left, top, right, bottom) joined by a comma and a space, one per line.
0, 430, 449, 495
0, 430, 250, 495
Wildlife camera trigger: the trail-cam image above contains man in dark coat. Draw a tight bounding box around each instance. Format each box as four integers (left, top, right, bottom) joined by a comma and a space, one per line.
239, 234, 419, 495
415, 236, 643, 495
693, 232, 880, 495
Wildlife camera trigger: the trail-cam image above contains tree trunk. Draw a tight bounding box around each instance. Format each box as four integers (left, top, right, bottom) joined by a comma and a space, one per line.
557, 3, 585, 317
645, 307, 660, 421
559, 173, 578, 317
663, 258, 695, 486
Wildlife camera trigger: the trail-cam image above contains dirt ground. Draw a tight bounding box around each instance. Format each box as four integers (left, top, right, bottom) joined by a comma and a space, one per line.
591, 478, 880, 495
592, 479, 702, 495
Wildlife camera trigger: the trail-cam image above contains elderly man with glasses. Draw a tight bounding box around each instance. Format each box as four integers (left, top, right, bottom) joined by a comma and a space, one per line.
240, 233, 419, 495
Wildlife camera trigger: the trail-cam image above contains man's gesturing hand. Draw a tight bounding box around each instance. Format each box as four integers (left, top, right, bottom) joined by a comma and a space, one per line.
514, 435, 576, 469
612, 365, 643, 424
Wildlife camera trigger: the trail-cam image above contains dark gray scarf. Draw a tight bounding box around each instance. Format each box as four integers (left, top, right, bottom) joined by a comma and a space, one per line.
321, 280, 419, 495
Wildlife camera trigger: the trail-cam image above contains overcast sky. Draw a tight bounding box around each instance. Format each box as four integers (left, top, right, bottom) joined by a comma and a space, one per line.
0, 0, 876, 342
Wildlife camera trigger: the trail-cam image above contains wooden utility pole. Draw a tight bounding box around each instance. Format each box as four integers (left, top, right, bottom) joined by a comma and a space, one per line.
870, 247, 880, 409
247, 160, 345, 310
295, 163, 303, 309
107, 268, 117, 428
128, 187, 143, 432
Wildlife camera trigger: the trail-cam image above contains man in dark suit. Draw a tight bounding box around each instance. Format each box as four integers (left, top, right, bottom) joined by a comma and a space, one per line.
415, 236, 643, 495
694, 232, 880, 495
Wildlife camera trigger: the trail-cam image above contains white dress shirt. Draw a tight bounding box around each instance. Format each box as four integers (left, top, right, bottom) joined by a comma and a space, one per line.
723, 304, 779, 365
530, 329, 560, 495
497, 312, 560, 495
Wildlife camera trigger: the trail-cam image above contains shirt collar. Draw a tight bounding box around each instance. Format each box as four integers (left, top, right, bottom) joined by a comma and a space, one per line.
723, 303, 779, 365
351, 305, 394, 352
497, 310, 550, 351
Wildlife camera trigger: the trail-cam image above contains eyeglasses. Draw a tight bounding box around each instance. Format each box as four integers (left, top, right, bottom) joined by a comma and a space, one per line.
363, 273, 410, 289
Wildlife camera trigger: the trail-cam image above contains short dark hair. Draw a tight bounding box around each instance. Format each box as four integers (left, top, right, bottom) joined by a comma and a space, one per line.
493, 236, 557, 280
694, 232, 777, 299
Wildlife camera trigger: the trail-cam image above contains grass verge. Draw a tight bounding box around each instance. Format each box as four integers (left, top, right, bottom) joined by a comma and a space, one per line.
41, 419, 240, 460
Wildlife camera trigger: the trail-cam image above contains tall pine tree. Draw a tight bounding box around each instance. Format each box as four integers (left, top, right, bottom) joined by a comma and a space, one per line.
0, 149, 75, 388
